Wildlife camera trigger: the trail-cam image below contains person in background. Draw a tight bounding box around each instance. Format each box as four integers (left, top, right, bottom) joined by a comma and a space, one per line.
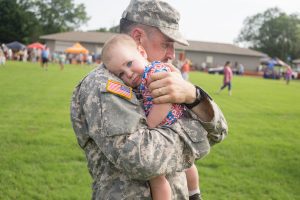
180, 59, 191, 81
238, 63, 244, 75
58, 52, 66, 70
285, 66, 293, 85
71, 0, 228, 199
201, 62, 207, 71
22, 49, 28, 62
52, 51, 59, 64
67, 53, 72, 64
78, 53, 84, 65
41, 46, 50, 70
37, 48, 42, 63
7, 48, 12, 60
0, 48, 6, 65
32, 48, 37, 62
217, 61, 233, 96
86, 54, 93, 65
181, 59, 191, 80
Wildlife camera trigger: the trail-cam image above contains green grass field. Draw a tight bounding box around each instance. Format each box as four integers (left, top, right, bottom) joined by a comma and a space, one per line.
0, 61, 299, 200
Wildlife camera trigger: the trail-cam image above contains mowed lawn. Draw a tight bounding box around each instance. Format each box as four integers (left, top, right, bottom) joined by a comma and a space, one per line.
0, 61, 299, 200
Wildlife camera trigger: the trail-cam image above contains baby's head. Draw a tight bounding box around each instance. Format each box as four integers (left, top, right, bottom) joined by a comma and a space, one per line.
102, 34, 148, 88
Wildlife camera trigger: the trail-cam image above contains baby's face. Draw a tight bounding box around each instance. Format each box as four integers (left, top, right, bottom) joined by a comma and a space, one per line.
106, 45, 148, 88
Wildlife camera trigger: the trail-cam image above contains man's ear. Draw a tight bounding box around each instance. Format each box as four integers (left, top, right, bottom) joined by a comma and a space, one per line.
131, 28, 143, 45
137, 45, 147, 59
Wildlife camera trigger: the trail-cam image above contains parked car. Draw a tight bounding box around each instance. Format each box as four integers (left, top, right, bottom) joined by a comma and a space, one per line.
292, 71, 298, 79
292, 66, 300, 79
208, 66, 224, 74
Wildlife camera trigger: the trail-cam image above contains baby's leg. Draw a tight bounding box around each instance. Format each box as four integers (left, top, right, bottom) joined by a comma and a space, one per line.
149, 175, 171, 200
185, 164, 202, 199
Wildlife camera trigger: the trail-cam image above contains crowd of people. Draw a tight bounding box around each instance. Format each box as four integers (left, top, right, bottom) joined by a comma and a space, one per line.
0, 47, 6, 65
0, 43, 100, 70
1, 40, 294, 90
259, 58, 297, 84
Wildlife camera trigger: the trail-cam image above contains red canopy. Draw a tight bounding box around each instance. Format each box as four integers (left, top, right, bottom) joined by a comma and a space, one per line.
27, 42, 45, 49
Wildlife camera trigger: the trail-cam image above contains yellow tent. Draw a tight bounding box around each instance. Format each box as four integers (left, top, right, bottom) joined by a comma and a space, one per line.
65, 42, 89, 54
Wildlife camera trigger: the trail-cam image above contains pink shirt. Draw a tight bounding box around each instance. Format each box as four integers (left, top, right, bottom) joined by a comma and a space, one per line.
224, 66, 233, 83
286, 67, 293, 76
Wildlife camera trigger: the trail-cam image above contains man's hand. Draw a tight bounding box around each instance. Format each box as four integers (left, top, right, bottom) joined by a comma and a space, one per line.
148, 64, 196, 104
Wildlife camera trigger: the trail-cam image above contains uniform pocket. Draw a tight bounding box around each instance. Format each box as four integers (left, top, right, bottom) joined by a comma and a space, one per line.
177, 117, 210, 159
180, 118, 208, 143
101, 91, 146, 137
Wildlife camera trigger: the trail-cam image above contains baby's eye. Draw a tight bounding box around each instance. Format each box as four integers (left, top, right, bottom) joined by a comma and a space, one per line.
127, 61, 133, 67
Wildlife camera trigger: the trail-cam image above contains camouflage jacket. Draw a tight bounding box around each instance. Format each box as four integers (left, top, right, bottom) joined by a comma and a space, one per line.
70, 65, 228, 200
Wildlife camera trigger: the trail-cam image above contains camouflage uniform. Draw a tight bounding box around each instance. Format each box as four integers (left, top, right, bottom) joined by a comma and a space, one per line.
70, 65, 228, 200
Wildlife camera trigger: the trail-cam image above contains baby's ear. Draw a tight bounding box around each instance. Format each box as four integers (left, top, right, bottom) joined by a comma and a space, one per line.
137, 45, 147, 59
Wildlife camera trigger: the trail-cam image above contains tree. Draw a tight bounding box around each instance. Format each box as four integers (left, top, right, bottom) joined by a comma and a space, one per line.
109, 25, 119, 33
34, 0, 90, 34
0, 0, 89, 44
96, 27, 109, 32
236, 7, 300, 61
0, 0, 39, 43
95, 25, 119, 33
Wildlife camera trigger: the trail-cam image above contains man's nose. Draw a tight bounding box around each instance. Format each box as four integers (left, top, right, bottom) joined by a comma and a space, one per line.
165, 45, 175, 61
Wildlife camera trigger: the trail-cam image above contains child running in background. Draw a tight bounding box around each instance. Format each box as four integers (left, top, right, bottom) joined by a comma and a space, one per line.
285, 66, 293, 85
102, 34, 201, 200
217, 61, 233, 96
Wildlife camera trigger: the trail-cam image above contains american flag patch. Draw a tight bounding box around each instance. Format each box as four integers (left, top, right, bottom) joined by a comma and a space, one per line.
106, 80, 132, 100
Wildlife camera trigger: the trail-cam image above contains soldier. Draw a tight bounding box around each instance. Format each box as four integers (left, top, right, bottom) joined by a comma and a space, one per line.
70, 0, 228, 199
101, 34, 202, 200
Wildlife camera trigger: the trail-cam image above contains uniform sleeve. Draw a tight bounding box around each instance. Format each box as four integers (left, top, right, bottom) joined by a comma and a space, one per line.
73, 75, 210, 181
186, 98, 228, 147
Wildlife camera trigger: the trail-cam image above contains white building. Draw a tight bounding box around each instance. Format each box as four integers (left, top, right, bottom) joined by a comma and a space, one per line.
41, 31, 266, 71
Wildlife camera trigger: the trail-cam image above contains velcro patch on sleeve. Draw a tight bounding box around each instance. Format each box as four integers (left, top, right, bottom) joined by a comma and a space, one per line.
106, 79, 132, 100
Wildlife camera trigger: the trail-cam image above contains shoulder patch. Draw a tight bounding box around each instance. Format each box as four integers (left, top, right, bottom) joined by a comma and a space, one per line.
106, 79, 132, 100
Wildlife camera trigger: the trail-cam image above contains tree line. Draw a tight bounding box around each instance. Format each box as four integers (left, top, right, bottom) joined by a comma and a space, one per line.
236, 7, 300, 62
1, 2, 300, 61
0, 0, 89, 44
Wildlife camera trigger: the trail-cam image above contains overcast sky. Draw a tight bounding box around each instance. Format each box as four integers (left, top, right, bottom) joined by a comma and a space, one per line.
74, 0, 300, 44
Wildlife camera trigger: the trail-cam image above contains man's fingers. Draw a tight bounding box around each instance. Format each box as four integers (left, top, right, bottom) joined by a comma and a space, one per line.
165, 63, 180, 73
151, 86, 168, 98
149, 71, 182, 91
152, 95, 171, 104
148, 75, 170, 91
150, 71, 168, 82
148, 69, 192, 104
151, 86, 180, 104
